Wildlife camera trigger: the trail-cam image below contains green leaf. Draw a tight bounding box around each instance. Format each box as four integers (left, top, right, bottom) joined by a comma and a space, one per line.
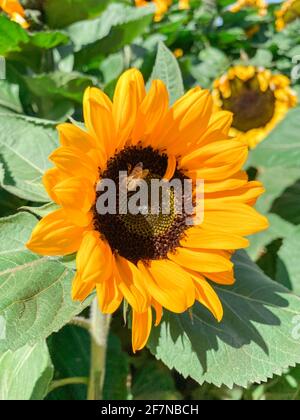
259, 366, 300, 400
103, 334, 130, 400
150, 42, 184, 105
0, 81, 23, 113
44, 0, 112, 29
132, 360, 181, 400
0, 187, 27, 218
0, 341, 53, 400
249, 109, 300, 169
277, 227, 300, 295
271, 180, 300, 225
71, 4, 154, 70
20, 202, 60, 219
0, 212, 91, 352
24, 71, 95, 103
255, 167, 300, 214
248, 214, 296, 261
29, 31, 69, 49
47, 325, 90, 400
0, 16, 29, 56
0, 113, 58, 202
148, 251, 300, 388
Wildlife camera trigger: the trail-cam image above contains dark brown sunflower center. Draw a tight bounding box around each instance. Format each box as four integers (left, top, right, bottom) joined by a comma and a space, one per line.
93, 146, 190, 263
222, 78, 276, 132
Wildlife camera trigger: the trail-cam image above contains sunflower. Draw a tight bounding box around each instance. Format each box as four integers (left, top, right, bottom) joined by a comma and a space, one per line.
229, 0, 268, 16
276, 0, 300, 31
135, 0, 189, 21
213, 66, 297, 148
27, 69, 268, 352
0, 0, 29, 28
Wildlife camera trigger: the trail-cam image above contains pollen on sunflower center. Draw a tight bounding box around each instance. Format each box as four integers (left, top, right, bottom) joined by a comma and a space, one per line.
93, 146, 190, 263
222, 79, 276, 132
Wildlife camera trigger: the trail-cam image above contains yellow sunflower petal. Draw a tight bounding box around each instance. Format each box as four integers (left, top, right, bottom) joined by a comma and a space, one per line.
132, 307, 152, 353
181, 227, 249, 249
204, 172, 248, 193
160, 88, 213, 155
72, 272, 95, 301
132, 79, 169, 146
115, 255, 150, 313
152, 300, 163, 326
168, 247, 233, 273
202, 203, 269, 235
138, 259, 195, 313
52, 176, 95, 227
83, 87, 117, 159
49, 146, 99, 183
188, 270, 223, 321
43, 167, 66, 203
76, 231, 113, 286
96, 276, 123, 314
204, 270, 236, 285
113, 69, 146, 150
26, 209, 85, 256
57, 123, 95, 152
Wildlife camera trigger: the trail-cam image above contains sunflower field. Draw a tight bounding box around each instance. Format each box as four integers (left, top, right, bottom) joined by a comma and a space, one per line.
0, 0, 300, 402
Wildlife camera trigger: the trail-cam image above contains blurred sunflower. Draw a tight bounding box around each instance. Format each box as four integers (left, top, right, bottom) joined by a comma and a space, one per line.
276, 0, 300, 31
229, 0, 268, 16
27, 69, 268, 352
135, 0, 189, 21
0, 0, 29, 28
213, 66, 297, 148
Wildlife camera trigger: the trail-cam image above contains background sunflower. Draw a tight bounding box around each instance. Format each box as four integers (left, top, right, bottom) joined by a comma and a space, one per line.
213, 65, 297, 148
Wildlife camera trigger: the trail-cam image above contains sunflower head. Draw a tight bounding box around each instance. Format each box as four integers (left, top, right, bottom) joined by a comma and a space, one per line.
229, 0, 268, 16
275, 0, 300, 31
0, 0, 29, 28
27, 68, 269, 352
213, 65, 297, 148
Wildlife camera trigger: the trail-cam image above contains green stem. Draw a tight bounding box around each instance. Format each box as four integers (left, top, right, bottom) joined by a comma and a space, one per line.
87, 298, 111, 401
49, 377, 89, 393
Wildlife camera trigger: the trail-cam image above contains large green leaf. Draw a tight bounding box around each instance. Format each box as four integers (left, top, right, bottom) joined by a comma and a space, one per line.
24, 72, 95, 104
148, 251, 300, 388
0, 113, 58, 202
0, 16, 68, 71
255, 167, 300, 214
277, 227, 300, 295
103, 334, 130, 400
47, 325, 90, 400
0, 16, 29, 56
271, 180, 300, 225
0, 81, 23, 113
0, 341, 53, 400
247, 214, 296, 261
44, 0, 112, 28
249, 108, 300, 169
150, 42, 184, 105
0, 213, 91, 352
132, 360, 181, 400
70, 4, 154, 70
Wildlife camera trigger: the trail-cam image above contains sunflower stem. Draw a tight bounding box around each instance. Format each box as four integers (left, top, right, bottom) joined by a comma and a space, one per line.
87, 297, 111, 401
